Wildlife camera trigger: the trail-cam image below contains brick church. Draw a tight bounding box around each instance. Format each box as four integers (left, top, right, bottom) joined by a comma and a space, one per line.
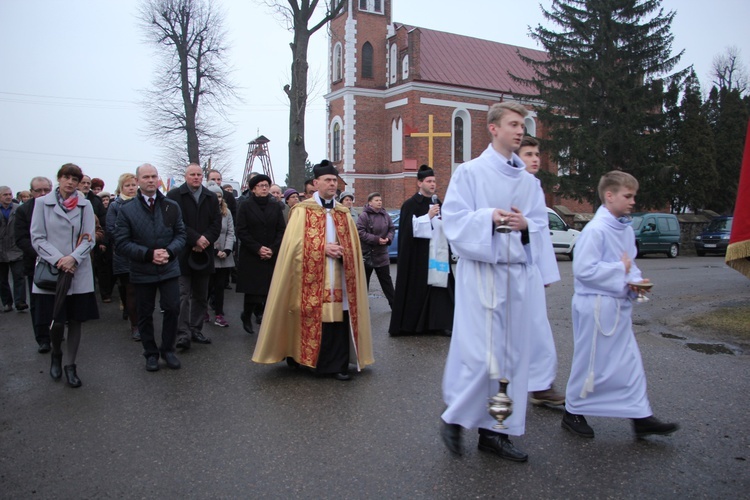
324, 0, 587, 212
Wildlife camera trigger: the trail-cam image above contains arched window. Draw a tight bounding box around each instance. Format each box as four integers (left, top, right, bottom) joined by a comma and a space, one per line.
452, 109, 471, 167
332, 42, 343, 82
401, 54, 409, 80
391, 117, 403, 162
524, 116, 537, 137
362, 42, 373, 79
359, 0, 383, 13
389, 43, 398, 84
333, 122, 341, 162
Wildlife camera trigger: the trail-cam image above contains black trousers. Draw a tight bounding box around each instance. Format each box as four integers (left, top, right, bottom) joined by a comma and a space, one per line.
365, 265, 395, 307
134, 278, 180, 359
315, 312, 351, 375
27, 276, 49, 345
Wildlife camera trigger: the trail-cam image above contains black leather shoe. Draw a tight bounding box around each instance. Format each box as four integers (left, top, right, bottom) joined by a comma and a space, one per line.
241, 313, 254, 334
38, 342, 51, 354
440, 421, 462, 455
16, 302, 29, 311
286, 357, 300, 369
334, 372, 351, 381
191, 331, 212, 344
175, 337, 191, 350
255, 313, 263, 325
131, 328, 141, 341
632, 416, 679, 438
478, 432, 528, 462
50, 353, 63, 380
64, 364, 82, 388
146, 355, 159, 372
162, 352, 181, 370
562, 410, 595, 438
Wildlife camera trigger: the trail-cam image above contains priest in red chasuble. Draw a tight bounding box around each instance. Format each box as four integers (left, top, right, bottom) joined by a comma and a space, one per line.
252, 160, 374, 380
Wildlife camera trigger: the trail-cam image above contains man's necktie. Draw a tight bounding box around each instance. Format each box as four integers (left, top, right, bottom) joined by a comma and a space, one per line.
148, 197, 155, 212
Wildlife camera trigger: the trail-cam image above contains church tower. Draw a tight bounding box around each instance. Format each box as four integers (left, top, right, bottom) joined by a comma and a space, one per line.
326, 0, 391, 199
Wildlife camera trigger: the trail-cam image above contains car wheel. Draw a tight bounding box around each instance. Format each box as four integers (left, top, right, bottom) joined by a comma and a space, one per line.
667, 243, 679, 258
569, 247, 574, 261
635, 242, 641, 258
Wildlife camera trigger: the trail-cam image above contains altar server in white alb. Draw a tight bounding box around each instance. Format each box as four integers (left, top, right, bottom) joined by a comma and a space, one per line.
561, 171, 679, 439
439, 102, 552, 463
517, 136, 565, 406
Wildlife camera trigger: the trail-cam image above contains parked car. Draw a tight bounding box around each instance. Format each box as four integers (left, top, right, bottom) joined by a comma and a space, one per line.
694, 216, 732, 256
387, 209, 400, 261
631, 212, 680, 258
547, 208, 580, 260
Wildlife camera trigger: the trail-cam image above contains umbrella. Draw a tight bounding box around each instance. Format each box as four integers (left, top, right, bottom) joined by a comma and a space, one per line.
49, 233, 92, 333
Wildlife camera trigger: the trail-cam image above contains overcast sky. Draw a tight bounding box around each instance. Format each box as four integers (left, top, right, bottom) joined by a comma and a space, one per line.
1, 0, 748, 194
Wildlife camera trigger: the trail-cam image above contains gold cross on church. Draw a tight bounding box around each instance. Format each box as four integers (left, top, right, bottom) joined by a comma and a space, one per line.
410, 114, 451, 168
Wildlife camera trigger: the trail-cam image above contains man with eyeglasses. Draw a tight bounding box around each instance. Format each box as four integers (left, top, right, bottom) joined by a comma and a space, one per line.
14, 176, 54, 352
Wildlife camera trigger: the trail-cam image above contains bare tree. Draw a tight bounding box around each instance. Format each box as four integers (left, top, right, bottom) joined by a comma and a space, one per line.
711, 46, 749, 96
139, 0, 236, 176
262, 0, 346, 191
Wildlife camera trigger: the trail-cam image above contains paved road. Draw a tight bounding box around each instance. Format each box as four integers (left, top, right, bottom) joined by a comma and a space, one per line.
1, 256, 748, 498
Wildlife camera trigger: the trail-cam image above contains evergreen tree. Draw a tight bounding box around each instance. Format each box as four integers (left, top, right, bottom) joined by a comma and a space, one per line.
662, 79, 682, 210
711, 88, 749, 213
516, 0, 684, 208
674, 71, 716, 213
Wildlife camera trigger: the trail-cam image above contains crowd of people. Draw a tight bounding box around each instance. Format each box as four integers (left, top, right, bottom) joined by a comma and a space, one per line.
2, 103, 678, 464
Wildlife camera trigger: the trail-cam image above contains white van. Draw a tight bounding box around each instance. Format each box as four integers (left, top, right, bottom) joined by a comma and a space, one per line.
547, 208, 580, 260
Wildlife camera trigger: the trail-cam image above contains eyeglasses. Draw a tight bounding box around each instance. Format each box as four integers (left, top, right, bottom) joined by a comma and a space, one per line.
31, 187, 52, 194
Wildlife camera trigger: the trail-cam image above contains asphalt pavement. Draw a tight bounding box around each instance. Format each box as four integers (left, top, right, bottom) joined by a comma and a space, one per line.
1, 256, 748, 498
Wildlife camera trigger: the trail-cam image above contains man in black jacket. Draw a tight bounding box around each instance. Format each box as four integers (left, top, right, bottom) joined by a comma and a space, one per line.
115, 164, 186, 372
14, 176, 53, 352
167, 163, 221, 349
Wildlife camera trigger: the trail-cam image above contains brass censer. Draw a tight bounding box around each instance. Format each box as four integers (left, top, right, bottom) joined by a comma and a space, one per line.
488, 378, 513, 429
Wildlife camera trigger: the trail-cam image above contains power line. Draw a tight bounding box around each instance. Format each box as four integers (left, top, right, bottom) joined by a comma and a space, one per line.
0, 148, 145, 163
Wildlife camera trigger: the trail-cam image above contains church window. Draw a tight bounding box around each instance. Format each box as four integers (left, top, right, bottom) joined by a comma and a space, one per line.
391, 118, 403, 162
452, 109, 471, 167
401, 54, 409, 80
359, 0, 384, 13
524, 116, 537, 137
389, 43, 398, 84
333, 122, 341, 162
362, 42, 373, 79
333, 43, 343, 82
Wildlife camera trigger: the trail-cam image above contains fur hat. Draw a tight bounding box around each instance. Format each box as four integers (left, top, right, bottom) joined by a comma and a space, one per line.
248, 174, 272, 191
206, 182, 223, 195
339, 191, 354, 203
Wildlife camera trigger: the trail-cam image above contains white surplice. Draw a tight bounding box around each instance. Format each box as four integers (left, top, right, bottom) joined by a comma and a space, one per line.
440, 145, 550, 436
564, 206, 652, 418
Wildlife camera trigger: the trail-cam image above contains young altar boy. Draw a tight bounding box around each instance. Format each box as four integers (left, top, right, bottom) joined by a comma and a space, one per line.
562, 171, 679, 439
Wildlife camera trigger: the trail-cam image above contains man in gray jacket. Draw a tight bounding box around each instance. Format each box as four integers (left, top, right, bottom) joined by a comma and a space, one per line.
0, 186, 26, 313
115, 164, 186, 372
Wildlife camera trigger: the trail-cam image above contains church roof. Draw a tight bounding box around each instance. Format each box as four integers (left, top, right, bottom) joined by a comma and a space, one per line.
403, 25, 545, 97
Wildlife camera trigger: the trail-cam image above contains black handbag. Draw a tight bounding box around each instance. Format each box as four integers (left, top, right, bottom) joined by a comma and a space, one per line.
34, 259, 59, 290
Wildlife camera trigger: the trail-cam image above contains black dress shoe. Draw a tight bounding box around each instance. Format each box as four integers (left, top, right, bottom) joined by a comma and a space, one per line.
440, 421, 463, 455
241, 313, 254, 334
477, 432, 528, 462
334, 372, 351, 381
50, 353, 63, 380
191, 332, 212, 344
162, 352, 181, 370
286, 357, 300, 369
175, 337, 191, 350
562, 410, 595, 438
632, 416, 679, 438
255, 314, 263, 325
64, 364, 82, 388
146, 355, 159, 372
38, 342, 51, 353
131, 328, 141, 341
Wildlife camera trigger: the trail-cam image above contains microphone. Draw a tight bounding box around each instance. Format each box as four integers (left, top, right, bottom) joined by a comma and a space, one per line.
431, 194, 439, 205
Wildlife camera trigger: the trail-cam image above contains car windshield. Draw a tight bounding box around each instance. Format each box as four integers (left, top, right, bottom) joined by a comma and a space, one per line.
388, 209, 400, 227
706, 218, 732, 232
631, 216, 643, 230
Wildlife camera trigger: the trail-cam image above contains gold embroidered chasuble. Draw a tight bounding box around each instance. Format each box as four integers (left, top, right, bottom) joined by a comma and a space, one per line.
252, 198, 374, 369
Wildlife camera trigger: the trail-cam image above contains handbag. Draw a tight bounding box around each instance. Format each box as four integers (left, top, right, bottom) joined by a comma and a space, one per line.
34, 259, 59, 291
427, 217, 450, 288
362, 244, 374, 268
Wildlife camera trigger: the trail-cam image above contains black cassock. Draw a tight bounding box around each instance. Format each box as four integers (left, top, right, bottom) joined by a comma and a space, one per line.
388, 192, 454, 336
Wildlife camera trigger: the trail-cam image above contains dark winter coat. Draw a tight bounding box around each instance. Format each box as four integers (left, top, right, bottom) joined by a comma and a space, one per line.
1, 202, 23, 263
356, 204, 395, 269
166, 183, 221, 275
235, 195, 286, 296
106, 196, 134, 276
114, 191, 186, 284
14, 199, 38, 275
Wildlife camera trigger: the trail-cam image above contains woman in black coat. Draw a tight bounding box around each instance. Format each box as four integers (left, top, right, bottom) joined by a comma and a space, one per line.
235, 175, 285, 334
